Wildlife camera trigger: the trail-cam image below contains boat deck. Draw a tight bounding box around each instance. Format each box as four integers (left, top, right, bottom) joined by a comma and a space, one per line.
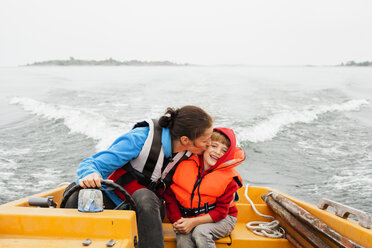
0, 185, 370, 248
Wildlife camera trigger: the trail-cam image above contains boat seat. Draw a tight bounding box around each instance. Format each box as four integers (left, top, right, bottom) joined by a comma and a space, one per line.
163, 223, 291, 248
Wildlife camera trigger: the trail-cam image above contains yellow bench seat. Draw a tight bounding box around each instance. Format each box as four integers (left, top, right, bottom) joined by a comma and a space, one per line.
163, 223, 291, 248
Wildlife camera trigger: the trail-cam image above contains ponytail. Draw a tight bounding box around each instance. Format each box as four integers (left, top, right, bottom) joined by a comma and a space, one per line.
159, 106, 212, 141
158, 107, 179, 129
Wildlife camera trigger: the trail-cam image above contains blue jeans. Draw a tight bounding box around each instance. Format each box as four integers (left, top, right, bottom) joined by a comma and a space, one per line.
132, 188, 165, 248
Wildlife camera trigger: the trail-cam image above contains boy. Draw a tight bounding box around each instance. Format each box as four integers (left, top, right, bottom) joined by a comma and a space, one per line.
164, 127, 245, 248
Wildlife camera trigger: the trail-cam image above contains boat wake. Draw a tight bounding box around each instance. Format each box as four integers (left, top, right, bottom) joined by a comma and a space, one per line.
10, 97, 127, 151
9, 96, 370, 149
237, 99, 370, 143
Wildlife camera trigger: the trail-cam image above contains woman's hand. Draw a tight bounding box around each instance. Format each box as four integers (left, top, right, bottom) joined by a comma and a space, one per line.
173, 217, 196, 234
78, 172, 103, 188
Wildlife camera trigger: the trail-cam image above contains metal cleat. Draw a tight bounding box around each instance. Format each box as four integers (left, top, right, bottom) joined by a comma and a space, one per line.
318, 198, 372, 229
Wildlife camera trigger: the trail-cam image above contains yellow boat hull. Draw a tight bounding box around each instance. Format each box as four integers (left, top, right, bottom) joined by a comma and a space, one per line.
0, 185, 370, 247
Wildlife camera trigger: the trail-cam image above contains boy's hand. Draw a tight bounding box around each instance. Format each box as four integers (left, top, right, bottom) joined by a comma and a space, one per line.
173, 217, 196, 234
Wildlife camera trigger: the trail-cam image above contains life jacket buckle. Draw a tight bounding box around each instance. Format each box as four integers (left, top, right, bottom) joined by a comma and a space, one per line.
184, 208, 198, 217
147, 181, 158, 191
157, 180, 167, 194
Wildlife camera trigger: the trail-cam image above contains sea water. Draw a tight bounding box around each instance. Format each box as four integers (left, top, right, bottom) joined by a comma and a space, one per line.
0, 66, 371, 214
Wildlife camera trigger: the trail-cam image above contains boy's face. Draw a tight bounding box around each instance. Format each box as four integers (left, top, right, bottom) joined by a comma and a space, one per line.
203, 141, 229, 168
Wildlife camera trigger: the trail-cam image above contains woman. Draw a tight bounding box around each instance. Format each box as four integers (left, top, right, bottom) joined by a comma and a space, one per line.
64, 105, 213, 248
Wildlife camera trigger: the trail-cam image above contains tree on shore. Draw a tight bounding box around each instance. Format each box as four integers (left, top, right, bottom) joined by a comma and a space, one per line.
340, 60, 372, 66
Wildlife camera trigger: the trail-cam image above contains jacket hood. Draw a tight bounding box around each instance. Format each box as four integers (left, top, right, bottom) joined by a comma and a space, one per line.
213, 127, 236, 165
201, 127, 244, 173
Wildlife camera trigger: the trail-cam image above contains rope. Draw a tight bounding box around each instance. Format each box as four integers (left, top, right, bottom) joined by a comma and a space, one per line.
245, 184, 285, 239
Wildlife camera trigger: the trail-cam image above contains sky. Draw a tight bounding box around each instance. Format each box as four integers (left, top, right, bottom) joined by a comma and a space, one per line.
0, 0, 372, 66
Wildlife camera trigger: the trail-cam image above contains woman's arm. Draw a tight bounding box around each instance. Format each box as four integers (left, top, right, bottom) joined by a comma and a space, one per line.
76, 127, 149, 187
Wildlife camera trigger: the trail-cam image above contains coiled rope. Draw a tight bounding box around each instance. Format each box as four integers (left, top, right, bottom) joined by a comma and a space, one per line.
245, 184, 285, 238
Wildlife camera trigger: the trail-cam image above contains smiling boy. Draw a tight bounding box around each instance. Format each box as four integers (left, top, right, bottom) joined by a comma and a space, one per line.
164, 128, 245, 248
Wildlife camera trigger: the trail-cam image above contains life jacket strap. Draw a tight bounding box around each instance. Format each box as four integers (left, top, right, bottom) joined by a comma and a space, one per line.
179, 203, 216, 217
115, 154, 192, 192
115, 163, 167, 193
117, 163, 152, 187
141, 119, 163, 180
233, 176, 243, 187
161, 151, 192, 186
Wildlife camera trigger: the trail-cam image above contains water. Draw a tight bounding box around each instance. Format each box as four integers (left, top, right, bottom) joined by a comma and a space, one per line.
0, 66, 371, 215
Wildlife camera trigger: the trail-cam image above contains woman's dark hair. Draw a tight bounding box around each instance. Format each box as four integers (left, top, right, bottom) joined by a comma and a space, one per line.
159, 106, 213, 140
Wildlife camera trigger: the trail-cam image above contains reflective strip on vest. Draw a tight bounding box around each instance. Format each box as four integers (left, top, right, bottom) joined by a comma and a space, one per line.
130, 119, 157, 174
161, 151, 192, 180
117, 119, 192, 186
150, 146, 165, 182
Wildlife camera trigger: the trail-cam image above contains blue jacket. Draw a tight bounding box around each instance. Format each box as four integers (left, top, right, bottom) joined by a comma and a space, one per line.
76, 126, 173, 205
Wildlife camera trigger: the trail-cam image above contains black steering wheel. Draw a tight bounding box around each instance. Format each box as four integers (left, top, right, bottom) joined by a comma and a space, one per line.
60, 180, 137, 211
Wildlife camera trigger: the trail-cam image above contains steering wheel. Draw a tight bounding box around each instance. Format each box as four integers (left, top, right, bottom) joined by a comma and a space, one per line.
60, 180, 137, 211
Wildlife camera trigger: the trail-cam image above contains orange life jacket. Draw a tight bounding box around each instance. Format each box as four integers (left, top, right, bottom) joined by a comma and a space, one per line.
171, 147, 244, 217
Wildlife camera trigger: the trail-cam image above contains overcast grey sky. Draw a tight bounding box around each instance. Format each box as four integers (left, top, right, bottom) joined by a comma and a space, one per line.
1, 0, 371, 66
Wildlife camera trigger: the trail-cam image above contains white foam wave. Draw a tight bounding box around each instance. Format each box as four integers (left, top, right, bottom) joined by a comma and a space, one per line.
0, 156, 18, 166
0, 148, 31, 156
328, 171, 372, 193
238, 99, 370, 143
10, 97, 126, 150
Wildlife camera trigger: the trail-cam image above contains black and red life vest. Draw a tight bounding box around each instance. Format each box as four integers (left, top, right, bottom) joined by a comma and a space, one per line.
107, 119, 191, 199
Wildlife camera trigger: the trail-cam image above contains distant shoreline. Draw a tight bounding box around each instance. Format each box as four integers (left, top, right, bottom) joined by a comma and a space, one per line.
338, 60, 372, 67
22, 58, 372, 67
26, 57, 191, 66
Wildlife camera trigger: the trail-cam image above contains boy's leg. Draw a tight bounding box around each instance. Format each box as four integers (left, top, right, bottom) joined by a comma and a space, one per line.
176, 232, 195, 248
191, 215, 237, 248
132, 188, 165, 248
